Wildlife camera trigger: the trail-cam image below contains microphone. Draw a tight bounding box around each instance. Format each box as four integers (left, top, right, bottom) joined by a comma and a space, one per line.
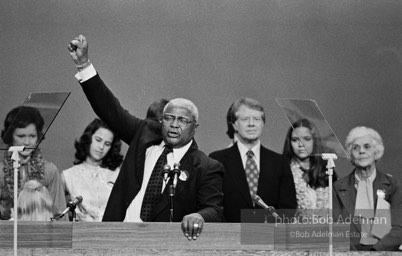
253, 195, 280, 219
161, 164, 171, 182
172, 163, 181, 189
59, 196, 83, 217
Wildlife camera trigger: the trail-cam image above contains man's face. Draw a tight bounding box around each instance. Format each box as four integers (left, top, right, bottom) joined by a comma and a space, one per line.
161, 105, 197, 148
233, 105, 264, 145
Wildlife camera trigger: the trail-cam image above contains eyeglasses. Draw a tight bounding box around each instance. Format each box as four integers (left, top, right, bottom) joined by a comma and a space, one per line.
162, 113, 195, 126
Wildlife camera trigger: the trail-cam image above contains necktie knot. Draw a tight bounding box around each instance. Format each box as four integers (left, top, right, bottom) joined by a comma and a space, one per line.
162, 145, 173, 155
246, 150, 254, 158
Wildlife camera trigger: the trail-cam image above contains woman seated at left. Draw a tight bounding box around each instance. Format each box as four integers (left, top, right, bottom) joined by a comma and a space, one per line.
0, 106, 66, 220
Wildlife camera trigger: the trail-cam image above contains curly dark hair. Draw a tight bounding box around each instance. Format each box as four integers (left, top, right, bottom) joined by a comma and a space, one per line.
74, 118, 123, 170
1, 106, 44, 145
282, 118, 337, 189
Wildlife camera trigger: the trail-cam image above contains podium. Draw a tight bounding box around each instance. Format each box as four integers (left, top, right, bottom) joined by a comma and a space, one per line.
1, 221, 396, 256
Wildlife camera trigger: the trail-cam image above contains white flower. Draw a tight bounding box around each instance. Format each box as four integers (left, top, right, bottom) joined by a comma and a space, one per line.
179, 170, 189, 181
377, 189, 386, 199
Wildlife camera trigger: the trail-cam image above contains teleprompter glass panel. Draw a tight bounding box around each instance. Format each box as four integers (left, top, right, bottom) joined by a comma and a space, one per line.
276, 98, 347, 158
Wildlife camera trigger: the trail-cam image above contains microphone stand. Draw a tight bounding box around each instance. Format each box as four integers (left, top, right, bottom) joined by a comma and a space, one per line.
321, 153, 337, 256
169, 184, 174, 223
71, 204, 77, 222
9, 146, 25, 256
163, 176, 175, 223
162, 164, 175, 222
167, 163, 181, 223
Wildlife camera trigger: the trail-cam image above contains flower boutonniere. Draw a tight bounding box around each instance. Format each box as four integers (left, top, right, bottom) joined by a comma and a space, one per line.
179, 170, 189, 181
377, 189, 386, 199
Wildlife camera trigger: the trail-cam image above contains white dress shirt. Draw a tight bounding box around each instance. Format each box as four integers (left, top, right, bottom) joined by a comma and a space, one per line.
236, 140, 261, 172
75, 63, 97, 82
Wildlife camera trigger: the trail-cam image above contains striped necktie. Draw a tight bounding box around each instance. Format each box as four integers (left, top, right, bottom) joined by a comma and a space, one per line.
245, 150, 259, 200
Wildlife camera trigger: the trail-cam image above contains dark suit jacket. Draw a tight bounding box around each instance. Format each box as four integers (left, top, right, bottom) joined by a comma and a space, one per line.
333, 169, 402, 251
209, 143, 297, 222
80, 74, 224, 222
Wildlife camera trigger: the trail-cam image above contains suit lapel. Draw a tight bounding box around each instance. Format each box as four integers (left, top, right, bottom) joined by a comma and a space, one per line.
174, 152, 194, 195
335, 173, 357, 217
135, 135, 164, 184
372, 171, 391, 209
257, 146, 269, 197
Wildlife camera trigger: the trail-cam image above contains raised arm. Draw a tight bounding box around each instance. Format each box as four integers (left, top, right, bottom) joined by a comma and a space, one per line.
67, 35, 143, 144
67, 35, 91, 71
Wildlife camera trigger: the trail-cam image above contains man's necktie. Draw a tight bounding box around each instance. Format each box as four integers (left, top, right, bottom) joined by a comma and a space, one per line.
140, 145, 173, 221
245, 150, 259, 200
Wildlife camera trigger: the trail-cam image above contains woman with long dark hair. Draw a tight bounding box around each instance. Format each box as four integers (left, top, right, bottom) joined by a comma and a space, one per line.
283, 118, 336, 219
62, 118, 123, 221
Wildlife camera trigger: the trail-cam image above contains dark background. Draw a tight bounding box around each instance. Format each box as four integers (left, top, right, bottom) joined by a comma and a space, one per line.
1, 1, 401, 180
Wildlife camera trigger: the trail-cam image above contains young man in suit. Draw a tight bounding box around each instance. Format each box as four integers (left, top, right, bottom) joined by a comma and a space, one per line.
68, 35, 224, 240
210, 97, 297, 222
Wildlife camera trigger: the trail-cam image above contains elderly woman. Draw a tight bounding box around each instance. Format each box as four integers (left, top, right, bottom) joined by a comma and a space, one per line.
333, 126, 402, 251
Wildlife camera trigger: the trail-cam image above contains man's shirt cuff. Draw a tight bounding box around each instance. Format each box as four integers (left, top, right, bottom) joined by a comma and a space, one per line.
75, 64, 97, 83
